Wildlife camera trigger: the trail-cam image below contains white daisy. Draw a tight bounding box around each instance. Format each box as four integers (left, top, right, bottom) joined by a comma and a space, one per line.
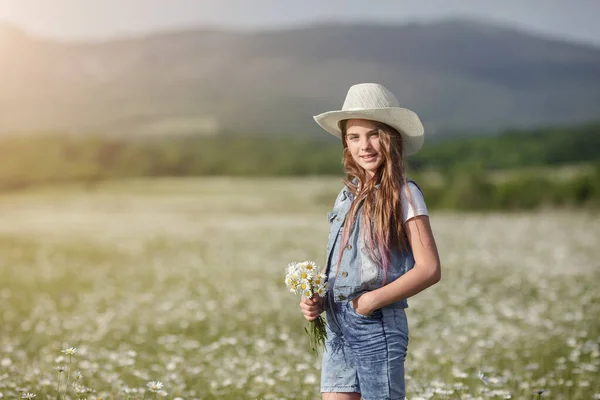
61, 347, 77, 355
304, 261, 317, 272
318, 281, 328, 292
298, 270, 312, 281
147, 381, 164, 392
284, 276, 293, 288
21, 393, 36, 399
286, 262, 299, 277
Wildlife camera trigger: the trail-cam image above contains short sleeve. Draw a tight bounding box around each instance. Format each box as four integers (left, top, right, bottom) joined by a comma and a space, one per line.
401, 182, 428, 223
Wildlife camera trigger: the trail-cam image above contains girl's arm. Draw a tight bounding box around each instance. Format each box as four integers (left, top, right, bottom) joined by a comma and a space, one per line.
353, 215, 441, 315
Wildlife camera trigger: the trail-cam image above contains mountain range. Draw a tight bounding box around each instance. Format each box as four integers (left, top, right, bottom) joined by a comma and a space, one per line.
1, 19, 600, 137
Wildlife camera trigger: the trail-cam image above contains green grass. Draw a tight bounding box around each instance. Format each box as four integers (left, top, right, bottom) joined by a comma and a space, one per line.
0, 177, 598, 399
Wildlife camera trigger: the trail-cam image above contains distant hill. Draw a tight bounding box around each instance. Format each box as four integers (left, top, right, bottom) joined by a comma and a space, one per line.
1, 19, 600, 137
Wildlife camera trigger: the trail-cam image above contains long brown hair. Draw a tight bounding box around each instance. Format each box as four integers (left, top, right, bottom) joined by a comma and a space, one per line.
335, 119, 414, 283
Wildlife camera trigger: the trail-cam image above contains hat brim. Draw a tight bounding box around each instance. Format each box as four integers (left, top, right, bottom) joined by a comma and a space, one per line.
313, 107, 424, 156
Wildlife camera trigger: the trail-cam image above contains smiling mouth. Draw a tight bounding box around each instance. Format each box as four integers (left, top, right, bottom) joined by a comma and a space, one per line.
361, 154, 377, 161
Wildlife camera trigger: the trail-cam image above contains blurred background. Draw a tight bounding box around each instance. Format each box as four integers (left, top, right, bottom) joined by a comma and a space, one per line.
0, 0, 599, 206
1, 1, 599, 399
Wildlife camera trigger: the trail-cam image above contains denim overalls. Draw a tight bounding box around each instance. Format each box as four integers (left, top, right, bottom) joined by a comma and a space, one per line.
321, 182, 422, 400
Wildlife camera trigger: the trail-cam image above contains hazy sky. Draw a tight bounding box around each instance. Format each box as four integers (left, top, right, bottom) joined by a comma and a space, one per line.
1, 0, 599, 46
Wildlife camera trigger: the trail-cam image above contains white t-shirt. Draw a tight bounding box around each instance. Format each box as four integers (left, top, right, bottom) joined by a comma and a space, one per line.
401, 182, 428, 223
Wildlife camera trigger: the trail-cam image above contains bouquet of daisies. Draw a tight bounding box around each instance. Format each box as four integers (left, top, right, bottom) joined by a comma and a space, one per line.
285, 261, 328, 352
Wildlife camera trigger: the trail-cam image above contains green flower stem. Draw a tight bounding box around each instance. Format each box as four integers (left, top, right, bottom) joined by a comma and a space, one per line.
305, 315, 327, 354
64, 355, 72, 399
56, 371, 61, 400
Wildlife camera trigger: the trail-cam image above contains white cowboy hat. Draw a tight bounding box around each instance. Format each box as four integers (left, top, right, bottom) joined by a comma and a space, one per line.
313, 83, 424, 156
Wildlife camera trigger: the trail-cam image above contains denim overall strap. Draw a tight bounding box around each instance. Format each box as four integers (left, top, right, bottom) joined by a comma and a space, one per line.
325, 188, 352, 276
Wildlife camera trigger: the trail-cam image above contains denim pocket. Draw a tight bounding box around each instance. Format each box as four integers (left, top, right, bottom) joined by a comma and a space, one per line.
347, 301, 382, 319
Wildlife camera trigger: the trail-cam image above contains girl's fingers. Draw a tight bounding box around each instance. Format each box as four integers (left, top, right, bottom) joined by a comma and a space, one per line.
299, 296, 324, 320
301, 297, 317, 305
303, 310, 319, 320
300, 298, 319, 307
299, 303, 319, 312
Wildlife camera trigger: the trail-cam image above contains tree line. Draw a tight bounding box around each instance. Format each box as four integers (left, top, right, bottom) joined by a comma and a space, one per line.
1, 120, 599, 210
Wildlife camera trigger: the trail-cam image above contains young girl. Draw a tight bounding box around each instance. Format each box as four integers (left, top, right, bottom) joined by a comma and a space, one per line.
299, 83, 441, 400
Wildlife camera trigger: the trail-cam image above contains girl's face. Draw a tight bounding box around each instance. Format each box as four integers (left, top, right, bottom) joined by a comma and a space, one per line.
344, 119, 384, 178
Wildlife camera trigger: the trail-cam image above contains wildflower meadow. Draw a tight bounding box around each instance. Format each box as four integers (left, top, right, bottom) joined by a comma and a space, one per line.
0, 177, 598, 399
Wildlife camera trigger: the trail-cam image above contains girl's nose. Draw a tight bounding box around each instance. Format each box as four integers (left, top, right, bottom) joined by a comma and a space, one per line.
360, 137, 371, 150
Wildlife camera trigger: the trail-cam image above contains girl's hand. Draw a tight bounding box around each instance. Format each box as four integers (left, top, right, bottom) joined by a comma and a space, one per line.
352, 292, 376, 316
299, 295, 324, 321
